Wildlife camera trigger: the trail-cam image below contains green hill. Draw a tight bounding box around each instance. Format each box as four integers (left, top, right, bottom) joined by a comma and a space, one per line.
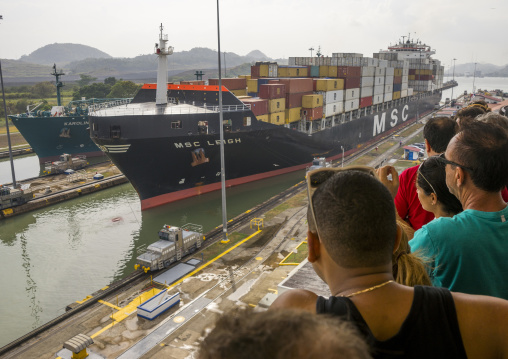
19, 43, 111, 66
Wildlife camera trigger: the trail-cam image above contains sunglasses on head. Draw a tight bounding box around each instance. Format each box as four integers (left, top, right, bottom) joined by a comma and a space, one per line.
306, 166, 377, 240
417, 161, 437, 197
436, 153, 473, 172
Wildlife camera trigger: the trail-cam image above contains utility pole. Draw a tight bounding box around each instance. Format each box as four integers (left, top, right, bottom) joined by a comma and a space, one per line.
309, 47, 314, 57
0, 14, 17, 187
472, 62, 477, 95
451, 58, 456, 100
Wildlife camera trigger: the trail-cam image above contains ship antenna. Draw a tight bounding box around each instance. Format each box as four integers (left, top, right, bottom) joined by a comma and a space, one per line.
216, 0, 229, 244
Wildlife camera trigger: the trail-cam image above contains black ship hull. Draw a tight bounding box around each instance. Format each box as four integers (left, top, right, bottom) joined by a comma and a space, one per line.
90, 86, 440, 210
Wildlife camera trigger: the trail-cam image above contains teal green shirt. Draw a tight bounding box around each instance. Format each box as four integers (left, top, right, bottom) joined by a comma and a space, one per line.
409, 206, 508, 299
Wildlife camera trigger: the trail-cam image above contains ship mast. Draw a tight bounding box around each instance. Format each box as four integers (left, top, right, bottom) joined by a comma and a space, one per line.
155, 24, 173, 106
51, 64, 65, 106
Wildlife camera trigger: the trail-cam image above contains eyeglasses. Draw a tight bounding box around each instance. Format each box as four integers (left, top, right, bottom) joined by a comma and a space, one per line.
417, 162, 437, 196
306, 166, 377, 240
436, 153, 473, 172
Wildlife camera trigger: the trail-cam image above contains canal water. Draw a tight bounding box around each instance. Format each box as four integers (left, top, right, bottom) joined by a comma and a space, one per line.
0, 169, 304, 347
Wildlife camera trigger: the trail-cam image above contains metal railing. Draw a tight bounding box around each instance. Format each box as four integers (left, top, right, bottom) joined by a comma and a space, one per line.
88, 98, 133, 112
89, 99, 251, 117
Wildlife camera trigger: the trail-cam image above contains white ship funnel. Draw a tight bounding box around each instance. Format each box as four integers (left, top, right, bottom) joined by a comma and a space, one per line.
155, 24, 173, 106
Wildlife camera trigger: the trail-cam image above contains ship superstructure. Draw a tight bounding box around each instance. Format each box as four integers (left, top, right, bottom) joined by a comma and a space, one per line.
89, 29, 445, 210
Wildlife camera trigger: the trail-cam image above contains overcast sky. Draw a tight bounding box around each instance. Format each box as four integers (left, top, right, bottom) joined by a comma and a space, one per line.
1, 0, 507, 69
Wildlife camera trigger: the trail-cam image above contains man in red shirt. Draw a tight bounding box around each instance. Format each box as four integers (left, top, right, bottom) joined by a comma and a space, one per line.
395, 117, 458, 230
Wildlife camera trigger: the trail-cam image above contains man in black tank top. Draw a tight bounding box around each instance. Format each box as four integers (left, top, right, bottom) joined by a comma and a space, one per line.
271, 169, 508, 359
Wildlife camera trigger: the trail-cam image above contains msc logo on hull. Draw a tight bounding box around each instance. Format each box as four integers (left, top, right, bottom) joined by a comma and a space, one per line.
373, 105, 409, 137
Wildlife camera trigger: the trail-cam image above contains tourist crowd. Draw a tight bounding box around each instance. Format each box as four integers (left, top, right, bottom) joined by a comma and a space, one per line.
197, 103, 508, 358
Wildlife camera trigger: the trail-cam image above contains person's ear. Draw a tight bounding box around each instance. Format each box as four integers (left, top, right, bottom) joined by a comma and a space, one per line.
430, 192, 438, 205
455, 167, 466, 187
307, 230, 321, 263
393, 223, 402, 254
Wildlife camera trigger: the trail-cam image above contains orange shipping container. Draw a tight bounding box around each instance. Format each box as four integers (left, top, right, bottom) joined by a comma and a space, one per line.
259, 84, 286, 99
208, 78, 246, 90
278, 78, 313, 94
268, 98, 286, 113
302, 107, 323, 121
302, 94, 323, 108
240, 98, 268, 116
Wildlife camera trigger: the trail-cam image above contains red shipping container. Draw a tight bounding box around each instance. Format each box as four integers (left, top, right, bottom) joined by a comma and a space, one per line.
302, 107, 323, 121
360, 96, 373, 108
286, 91, 312, 108
339, 76, 361, 89
337, 66, 361, 77
208, 78, 246, 90
409, 69, 416, 75
268, 80, 280, 84
259, 84, 286, 99
240, 98, 268, 116
278, 78, 313, 94
251, 65, 260, 79
393, 76, 402, 84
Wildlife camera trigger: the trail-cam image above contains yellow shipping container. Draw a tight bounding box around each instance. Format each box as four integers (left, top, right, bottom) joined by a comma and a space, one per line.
268, 111, 285, 125
409, 75, 415, 80
328, 66, 338, 78
302, 94, 323, 108
393, 91, 401, 100
268, 98, 286, 113
239, 75, 251, 79
259, 64, 269, 77
247, 79, 258, 93
315, 79, 344, 92
278, 67, 289, 77
257, 114, 269, 123
278, 67, 308, 77
394, 68, 403, 77
285, 107, 302, 123
319, 65, 329, 77
231, 89, 247, 96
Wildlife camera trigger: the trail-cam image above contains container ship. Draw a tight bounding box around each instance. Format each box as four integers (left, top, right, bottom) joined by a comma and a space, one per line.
8, 65, 131, 163
89, 29, 446, 210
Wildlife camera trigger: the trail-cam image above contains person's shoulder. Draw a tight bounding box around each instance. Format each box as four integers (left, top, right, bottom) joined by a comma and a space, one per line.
399, 165, 419, 180
270, 289, 319, 312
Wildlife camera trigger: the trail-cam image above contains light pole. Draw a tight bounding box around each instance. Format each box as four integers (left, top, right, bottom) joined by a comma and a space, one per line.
309, 47, 314, 57
451, 58, 456, 100
472, 62, 477, 95
341, 146, 344, 167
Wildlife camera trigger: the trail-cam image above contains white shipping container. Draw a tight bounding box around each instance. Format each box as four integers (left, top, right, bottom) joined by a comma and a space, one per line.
323, 90, 344, 104
288, 57, 296, 66
385, 75, 394, 85
384, 93, 393, 102
402, 68, 409, 76
324, 102, 344, 117
402, 75, 409, 83
373, 94, 383, 105
361, 76, 374, 87
378, 59, 388, 68
361, 86, 373, 98
345, 88, 360, 101
385, 67, 395, 76
344, 99, 360, 112
268, 63, 278, 77
408, 88, 414, 96
375, 76, 385, 86
361, 66, 375, 77
375, 67, 386, 77
384, 84, 392, 93
402, 83, 408, 90
374, 85, 384, 96
401, 89, 408, 97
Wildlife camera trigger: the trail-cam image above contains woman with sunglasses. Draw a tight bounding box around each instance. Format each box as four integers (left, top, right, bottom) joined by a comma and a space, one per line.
416, 157, 463, 219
